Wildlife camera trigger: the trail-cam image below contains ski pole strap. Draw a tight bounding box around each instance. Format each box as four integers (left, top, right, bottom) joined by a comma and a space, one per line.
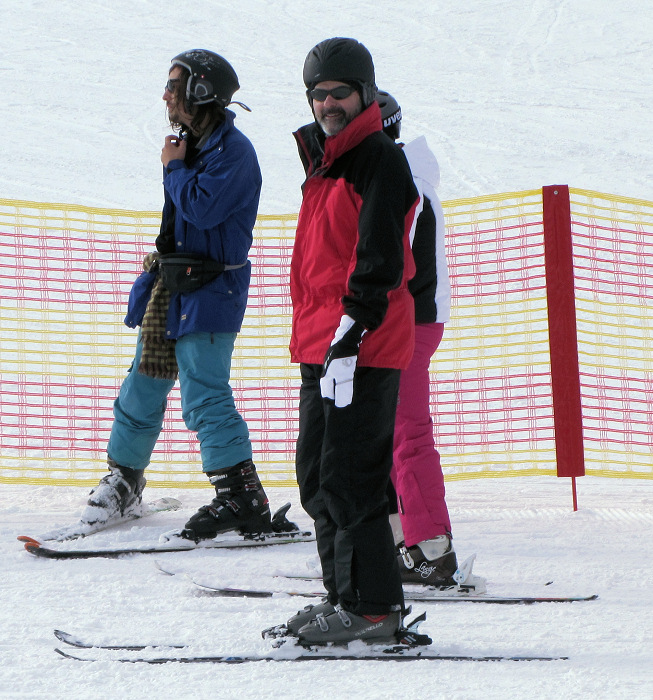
158, 253, 247, 293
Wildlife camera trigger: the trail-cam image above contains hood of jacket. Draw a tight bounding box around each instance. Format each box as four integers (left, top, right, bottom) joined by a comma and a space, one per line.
402, 135, 440, 202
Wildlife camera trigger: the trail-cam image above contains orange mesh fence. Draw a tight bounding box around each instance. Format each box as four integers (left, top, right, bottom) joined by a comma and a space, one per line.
0, 189, 651, 488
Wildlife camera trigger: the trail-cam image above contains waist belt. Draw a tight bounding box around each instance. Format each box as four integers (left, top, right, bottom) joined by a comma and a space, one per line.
158, 253, 247, 294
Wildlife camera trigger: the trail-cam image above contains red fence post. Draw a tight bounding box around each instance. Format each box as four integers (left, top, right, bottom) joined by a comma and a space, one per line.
542, 186, 585, 495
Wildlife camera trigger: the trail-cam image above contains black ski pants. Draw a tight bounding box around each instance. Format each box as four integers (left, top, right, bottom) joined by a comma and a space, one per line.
296, 363, 404, 616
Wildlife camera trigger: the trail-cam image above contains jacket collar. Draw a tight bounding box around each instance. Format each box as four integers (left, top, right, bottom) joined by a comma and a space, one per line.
294, 102, 382, 176
202, 109, 235, 150
321, 101, 382, 167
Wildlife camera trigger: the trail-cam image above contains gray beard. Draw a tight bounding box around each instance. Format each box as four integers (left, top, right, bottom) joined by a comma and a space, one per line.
318, 110, 349, 137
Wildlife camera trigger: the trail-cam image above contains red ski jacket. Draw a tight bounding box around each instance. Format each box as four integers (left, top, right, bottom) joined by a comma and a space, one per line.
290, 103, 419, 369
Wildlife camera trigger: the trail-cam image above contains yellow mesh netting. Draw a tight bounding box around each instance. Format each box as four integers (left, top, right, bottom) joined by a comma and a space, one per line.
0, 189, 650, 487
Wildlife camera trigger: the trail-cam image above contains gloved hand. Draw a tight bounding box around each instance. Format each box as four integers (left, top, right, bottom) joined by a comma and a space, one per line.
143, 251, 160, 272
320, 315, 366, 408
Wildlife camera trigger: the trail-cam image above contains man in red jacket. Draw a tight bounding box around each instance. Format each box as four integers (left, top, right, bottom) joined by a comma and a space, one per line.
280, 38, 420, 645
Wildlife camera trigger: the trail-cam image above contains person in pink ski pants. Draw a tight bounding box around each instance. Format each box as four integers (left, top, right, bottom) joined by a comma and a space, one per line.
377, 91, 457, 586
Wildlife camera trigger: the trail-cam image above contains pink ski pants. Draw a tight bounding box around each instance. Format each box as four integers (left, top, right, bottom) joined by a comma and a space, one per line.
391, 322, 451, 546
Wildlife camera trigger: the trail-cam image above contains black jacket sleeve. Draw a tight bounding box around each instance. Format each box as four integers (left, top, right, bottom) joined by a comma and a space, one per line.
342, 135, 418, 330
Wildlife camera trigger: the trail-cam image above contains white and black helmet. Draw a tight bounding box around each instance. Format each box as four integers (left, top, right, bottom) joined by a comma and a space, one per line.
376, 90, 402, 140
171, 49, 240, 107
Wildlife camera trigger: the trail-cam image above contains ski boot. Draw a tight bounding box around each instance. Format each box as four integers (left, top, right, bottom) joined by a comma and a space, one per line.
80, 460, 146, 527
180, 459, 272, 542
286, 599, 336, 635
297, 604, 402, 645
398, 535, 459, 586
262, 597, 336, 640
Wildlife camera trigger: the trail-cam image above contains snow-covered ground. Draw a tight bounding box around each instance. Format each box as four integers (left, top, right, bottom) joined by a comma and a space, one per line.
3, 0, 652, 212
2, 1, 653, 698
2, 479, 653, 699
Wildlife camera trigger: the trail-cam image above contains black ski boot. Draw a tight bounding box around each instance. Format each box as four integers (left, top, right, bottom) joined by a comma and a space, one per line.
180, 459, 272, 542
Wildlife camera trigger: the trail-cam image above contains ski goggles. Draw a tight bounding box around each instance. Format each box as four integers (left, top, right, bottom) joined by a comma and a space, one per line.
308, 85, 356, 102
164, 78, 181, 93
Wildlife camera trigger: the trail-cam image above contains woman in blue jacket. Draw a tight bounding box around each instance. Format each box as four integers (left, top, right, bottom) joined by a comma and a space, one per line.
80, 50, 284, 540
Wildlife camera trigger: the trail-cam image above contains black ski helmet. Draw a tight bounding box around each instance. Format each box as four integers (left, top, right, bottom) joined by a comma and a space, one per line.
377, 90, 402, 140
303, 37, 377, 107
171, 49, 240, 107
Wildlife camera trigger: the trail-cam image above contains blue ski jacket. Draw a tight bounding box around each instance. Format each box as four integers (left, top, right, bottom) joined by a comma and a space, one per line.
125, 110, 262, 337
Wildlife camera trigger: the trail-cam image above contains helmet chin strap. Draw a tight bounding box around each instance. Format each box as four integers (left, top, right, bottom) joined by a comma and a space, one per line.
228, 100, 252, 112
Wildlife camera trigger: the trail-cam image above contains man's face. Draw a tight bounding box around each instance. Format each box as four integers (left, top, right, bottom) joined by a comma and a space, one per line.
311, 81, 363, 137
163, 65, 194, 126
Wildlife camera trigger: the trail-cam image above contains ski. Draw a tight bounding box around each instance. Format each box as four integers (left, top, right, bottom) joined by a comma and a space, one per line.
54, 646, 567, 663
21, 530, 315, 560
17, 497, 182, 544
271, 554, 597, 604
53, 611, 431, 652
190, 580, 597, 604
20, 502, 314, 559
52, 612, 567, 663
406, 591, 597, 604
194, 581, 322, 598
276, 554, 487, 593
53, 629, 186, 651
155, 552, 597, 605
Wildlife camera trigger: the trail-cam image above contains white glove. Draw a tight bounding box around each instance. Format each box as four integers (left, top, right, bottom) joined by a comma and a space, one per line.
319, 315, 366, 408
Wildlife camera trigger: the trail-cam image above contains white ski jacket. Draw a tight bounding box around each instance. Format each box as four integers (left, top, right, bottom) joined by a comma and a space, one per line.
402, 136, 451, 323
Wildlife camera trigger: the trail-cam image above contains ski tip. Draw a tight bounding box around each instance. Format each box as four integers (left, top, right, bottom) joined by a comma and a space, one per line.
17, 535, 40, 545
54, 630, 74, 645
23, 541, 42, 554
153, 559, 177, 576
54, 647, 89, 661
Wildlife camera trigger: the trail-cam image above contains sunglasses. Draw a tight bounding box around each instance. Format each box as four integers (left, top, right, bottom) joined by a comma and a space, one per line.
164, 78, 181, 93
308, 85, 356, 102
